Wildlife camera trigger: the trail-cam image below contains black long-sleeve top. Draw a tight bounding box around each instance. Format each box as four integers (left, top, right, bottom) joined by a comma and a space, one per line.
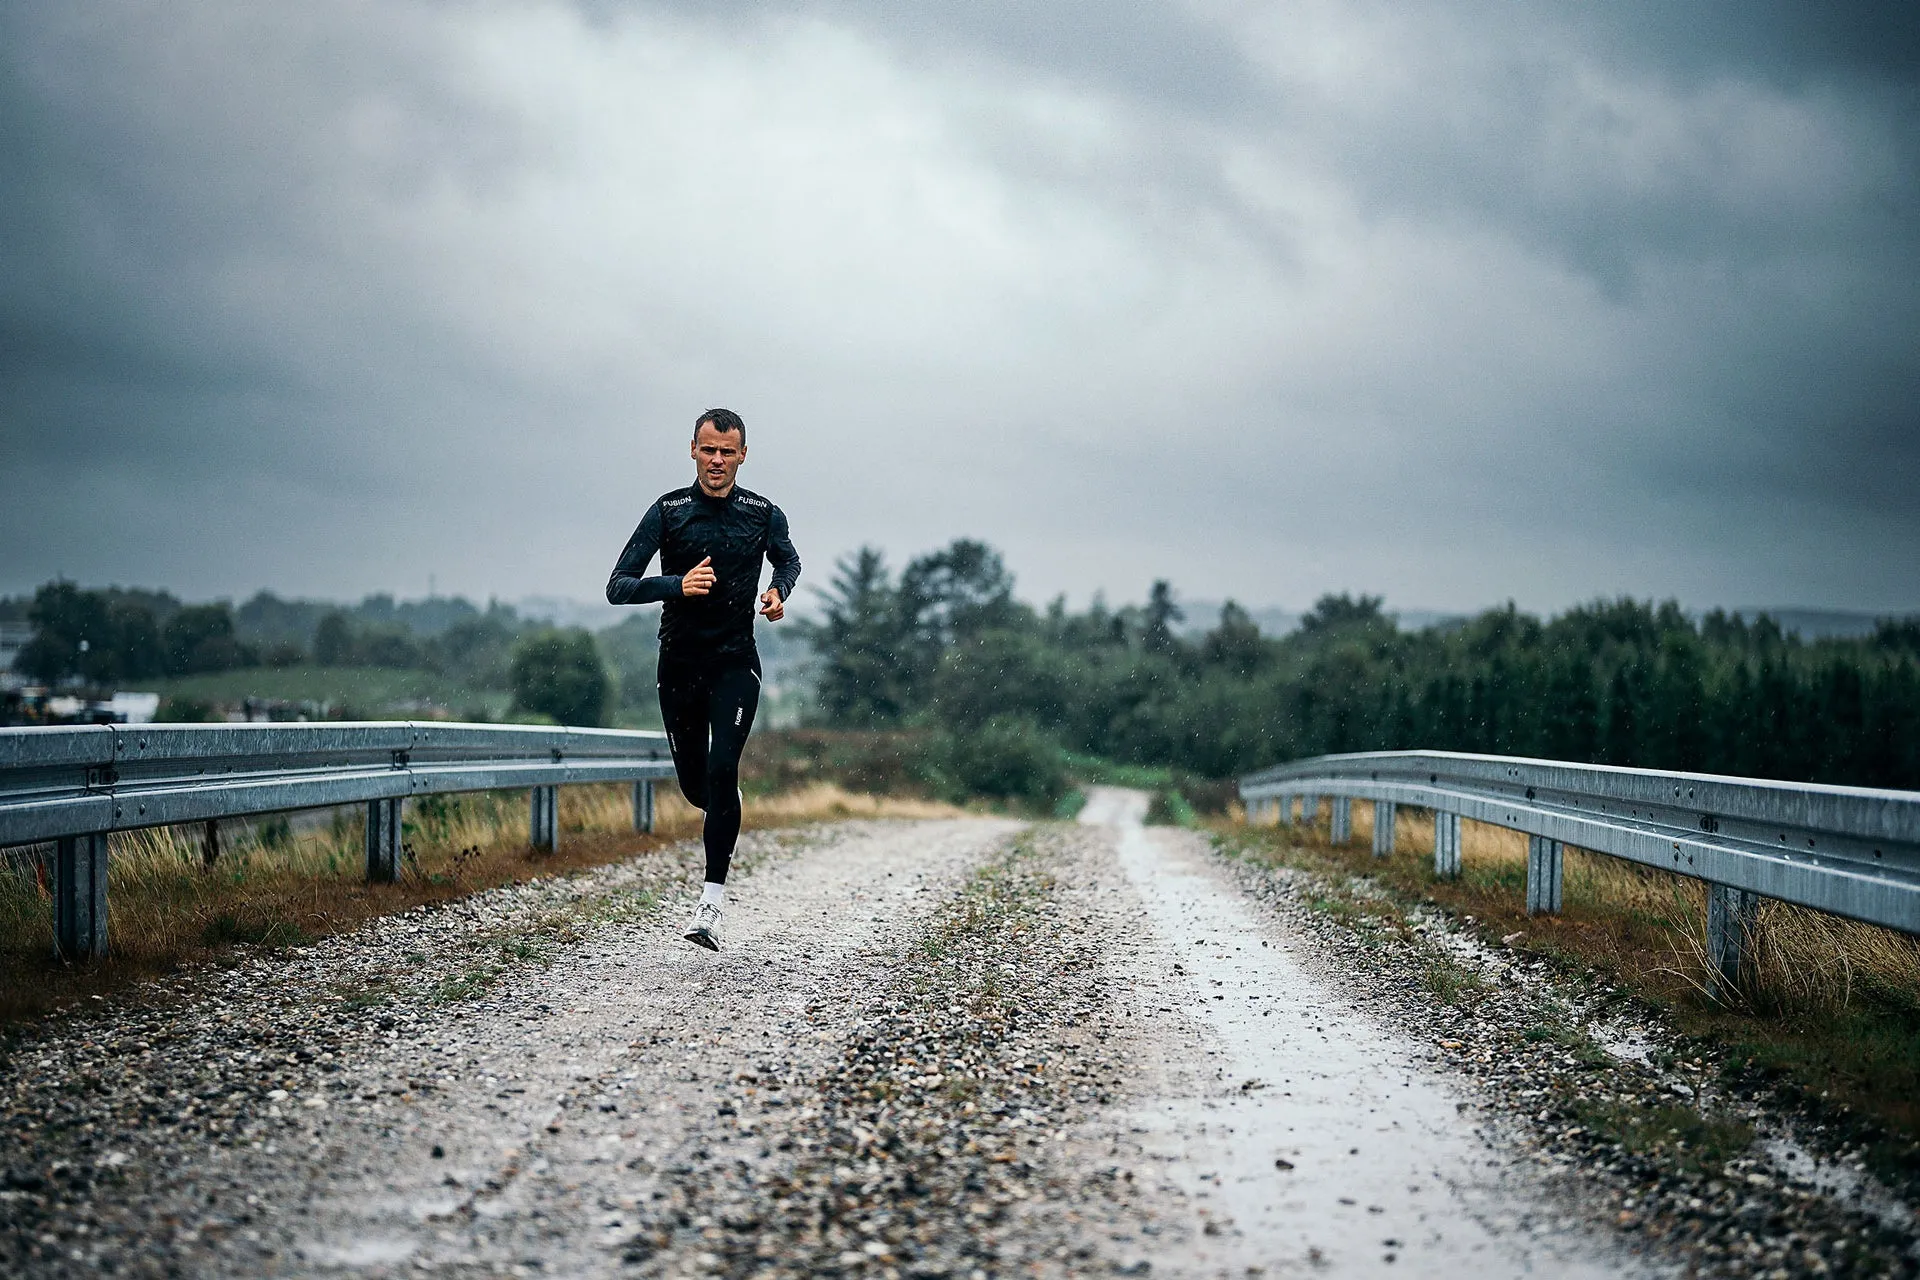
606, 484, 801, 661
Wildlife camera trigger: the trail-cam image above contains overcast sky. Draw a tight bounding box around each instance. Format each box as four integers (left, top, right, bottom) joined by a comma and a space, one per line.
3, 1, 1917, 617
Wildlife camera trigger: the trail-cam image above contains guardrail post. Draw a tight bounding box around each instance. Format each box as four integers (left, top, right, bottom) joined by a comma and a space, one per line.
1526, 835, 1563, 914
53, 833, 109, 960
1329, 796, 1351, 845
1301, 794, 1319, 825
1707, 884, 1759, 997
1276, 794, 1292, 828
1433, 812, 1461, 879
531, 785, 559, 852
633, 780, 655, 834
365, 798, 402, 883
1372, 801, 1396, 857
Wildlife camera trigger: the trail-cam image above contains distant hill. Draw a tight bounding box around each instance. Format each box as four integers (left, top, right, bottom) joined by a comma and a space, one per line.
515, 595, 628, 632
1171, 600, 1912, 641
1723, 609, 1894, 641
1175, 601, 1465, 638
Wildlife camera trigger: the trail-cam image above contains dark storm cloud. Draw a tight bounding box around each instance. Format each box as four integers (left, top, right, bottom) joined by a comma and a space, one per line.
1560, 3, 1920, 84
1, 0, 1916, 611
803, 0, 1920, 586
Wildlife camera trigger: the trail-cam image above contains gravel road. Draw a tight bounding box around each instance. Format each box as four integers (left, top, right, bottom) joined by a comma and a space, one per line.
9, 790, 1893, 1277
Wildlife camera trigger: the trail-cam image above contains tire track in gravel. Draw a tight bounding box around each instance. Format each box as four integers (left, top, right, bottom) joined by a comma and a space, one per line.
289, 816, 1022, 1275
0, 817, 1016, 1279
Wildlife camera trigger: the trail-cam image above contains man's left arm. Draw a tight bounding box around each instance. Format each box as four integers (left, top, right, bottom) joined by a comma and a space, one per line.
759, 505, 801, 620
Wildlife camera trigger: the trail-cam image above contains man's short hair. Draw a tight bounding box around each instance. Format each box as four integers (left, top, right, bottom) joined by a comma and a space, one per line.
694, 407, 746, 447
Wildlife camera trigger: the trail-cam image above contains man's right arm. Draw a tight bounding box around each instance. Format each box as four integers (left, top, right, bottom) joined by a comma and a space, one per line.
606, 502, 684, 605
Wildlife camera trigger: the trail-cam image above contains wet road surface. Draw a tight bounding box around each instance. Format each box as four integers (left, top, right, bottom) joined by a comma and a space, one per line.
1082, 786, 1631, 1277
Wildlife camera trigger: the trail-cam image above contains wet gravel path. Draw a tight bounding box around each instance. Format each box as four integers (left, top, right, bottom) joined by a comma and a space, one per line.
6, 795, 1912, 1277
0, 819, 1013, 1277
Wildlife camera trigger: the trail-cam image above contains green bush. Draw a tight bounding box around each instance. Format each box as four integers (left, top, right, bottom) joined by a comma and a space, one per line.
920, 715, 1068, 806
163, 603, 251, 675
509, 628, 610, 727
1146, 788, 1197, 826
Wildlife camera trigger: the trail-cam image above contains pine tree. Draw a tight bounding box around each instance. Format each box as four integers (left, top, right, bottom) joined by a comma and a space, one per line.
804, 548, 914, 726
1604, 665, 1641, 767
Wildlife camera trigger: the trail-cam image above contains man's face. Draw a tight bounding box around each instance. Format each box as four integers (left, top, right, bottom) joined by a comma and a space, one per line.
691, 423, 746, 495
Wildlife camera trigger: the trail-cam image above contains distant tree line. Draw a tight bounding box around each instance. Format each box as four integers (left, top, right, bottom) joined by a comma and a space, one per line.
805, 540, 1920, 792
6, 582, 541, 685
9, 583, 254, 683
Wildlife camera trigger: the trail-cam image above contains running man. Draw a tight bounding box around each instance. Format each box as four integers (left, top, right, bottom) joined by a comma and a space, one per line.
606, 408, 800, 950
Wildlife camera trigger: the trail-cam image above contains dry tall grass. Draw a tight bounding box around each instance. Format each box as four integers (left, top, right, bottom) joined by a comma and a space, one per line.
1249, 798, 1920, 1021
0, 782, 964, 1023
750, 783, 963, 824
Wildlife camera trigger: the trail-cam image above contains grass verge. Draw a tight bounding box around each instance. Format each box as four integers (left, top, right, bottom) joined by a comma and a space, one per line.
1144, 788, 1197, 827
1567, 1097, 1756, 1179
1060, 751, 1236, 815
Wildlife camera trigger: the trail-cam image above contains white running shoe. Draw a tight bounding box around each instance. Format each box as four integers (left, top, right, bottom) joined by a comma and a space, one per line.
685, 901, 723, 951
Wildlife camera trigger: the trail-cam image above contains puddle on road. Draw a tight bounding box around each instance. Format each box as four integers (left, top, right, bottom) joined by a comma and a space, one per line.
1082, 788, 1633, 1278
299, 1234, 419, 1268
1759, 1135, 1916, 1235
1590, 1019, 1657, 1067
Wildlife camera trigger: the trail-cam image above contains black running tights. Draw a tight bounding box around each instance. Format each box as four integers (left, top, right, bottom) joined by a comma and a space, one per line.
658, 657, 761, 884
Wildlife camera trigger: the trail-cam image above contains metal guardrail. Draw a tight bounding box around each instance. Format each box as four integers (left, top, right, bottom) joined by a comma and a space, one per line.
1239, 750, 1920, 993
1, 722, 677, 960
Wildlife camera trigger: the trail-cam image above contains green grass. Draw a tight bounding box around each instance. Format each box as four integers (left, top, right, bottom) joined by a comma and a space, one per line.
1146, 788, 1197, 827
429, 892, 662, 1005
145, 664, 512, 719
429, 966, 503, 1004
200, 915, 310, 949
1058, 752, 1237, 816
1308, 893, 1364, 928
334, 978, 397, 1012
1570, 1097, 1755, 1176
1059, 751, 1179, 790
1424, 955, 1488, 1005
1523, 1017, 1613, 1067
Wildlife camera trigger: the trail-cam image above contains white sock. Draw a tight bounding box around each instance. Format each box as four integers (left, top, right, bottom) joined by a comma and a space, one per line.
701, 882, 726, 908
